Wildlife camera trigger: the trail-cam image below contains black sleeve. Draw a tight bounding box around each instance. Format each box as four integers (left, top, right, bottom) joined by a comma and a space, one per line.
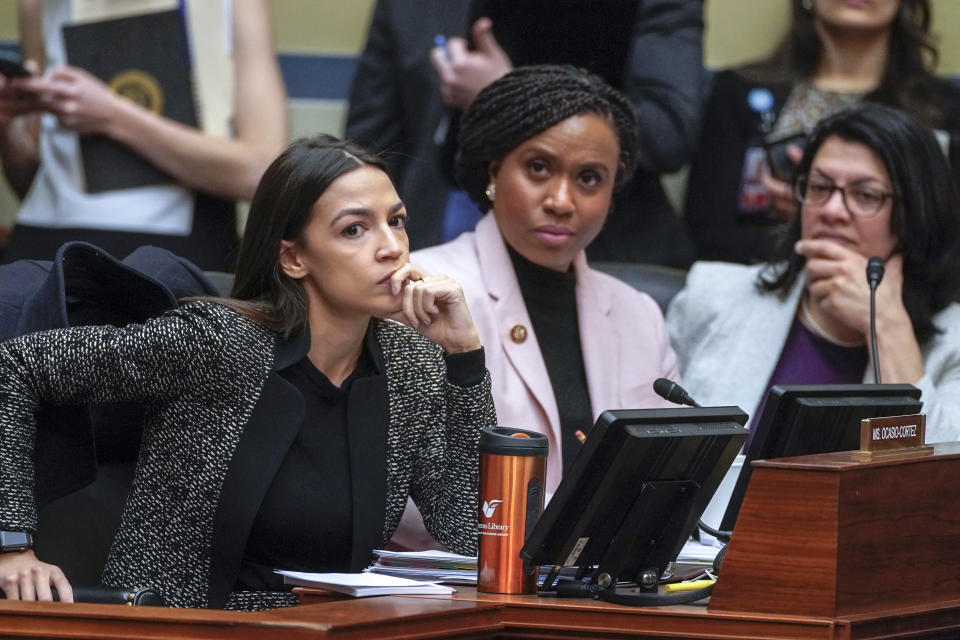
622, 0, 705, 172
684, 70, 784, 264
443, 347, 486, 388
939, 83, 960, 194
345, 0, 408, 180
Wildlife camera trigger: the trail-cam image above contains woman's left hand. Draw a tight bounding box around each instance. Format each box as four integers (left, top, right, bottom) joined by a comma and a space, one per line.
384, 264, 482, 354
797, 238, 897, 336
798, 240, 924, 383
30, 65, 124, 135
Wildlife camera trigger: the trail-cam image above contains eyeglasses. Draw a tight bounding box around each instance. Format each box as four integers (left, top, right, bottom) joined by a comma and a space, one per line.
795, 175, 898, 218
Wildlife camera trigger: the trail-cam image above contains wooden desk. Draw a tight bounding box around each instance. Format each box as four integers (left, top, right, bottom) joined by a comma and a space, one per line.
712, 444, 960, 619
8, 448, 960, 638
4, 588, 960, 639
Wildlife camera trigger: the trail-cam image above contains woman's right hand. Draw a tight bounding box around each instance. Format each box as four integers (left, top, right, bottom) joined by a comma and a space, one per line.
384, 264, 482, 355
0, 59, 42, 128
0, 549, 72, 602
430, 18, 512, 110
761, 173, 799, 222
761, 144, 805, 222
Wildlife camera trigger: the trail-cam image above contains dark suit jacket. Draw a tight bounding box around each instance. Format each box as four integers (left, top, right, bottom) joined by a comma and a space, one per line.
683, 71, 792, 265
0, 302, 495, 610
346, 0, 703, 267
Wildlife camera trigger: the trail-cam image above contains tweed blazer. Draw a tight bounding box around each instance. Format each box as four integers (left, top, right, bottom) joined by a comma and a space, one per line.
666, 261, 960, 444
0, 301, 495, 610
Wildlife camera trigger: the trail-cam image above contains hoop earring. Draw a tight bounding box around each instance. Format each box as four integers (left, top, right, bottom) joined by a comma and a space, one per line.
485, 182, 496, 202
801, 0, 813, 11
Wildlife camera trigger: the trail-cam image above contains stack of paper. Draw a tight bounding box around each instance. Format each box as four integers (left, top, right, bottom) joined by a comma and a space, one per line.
275, 571, 454, 598
366, 550, 478, 585
676, 540, 722, 565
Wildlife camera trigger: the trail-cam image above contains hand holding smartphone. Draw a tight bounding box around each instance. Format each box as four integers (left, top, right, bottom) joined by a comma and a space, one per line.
763, 130, 807, 182
0, 51, 30, 79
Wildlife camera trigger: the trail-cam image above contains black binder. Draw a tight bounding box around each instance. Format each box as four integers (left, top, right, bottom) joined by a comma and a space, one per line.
63, 9, 197, 193
468, 0, 640, 89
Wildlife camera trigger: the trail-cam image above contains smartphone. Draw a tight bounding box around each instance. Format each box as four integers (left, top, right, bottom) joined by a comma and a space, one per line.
0, 51, 30, 79
763, 130, 807, 182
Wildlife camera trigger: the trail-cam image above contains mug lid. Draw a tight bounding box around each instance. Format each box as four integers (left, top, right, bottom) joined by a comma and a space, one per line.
479, 426, 548, 457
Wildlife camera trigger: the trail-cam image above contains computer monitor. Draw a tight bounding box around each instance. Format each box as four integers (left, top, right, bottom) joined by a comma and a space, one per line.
520, 407, 748, 589
719, 383, 922, 532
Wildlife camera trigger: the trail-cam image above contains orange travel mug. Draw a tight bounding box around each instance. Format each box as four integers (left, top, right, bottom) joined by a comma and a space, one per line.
477, 427, 548, 594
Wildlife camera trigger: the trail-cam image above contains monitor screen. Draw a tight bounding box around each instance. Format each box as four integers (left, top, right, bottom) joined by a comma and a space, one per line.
520, 407, 748, 588
719, 383, 922, 532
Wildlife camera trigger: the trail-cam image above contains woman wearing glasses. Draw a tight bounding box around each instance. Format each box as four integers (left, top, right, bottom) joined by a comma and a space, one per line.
667, 104, 960, 443
684, 0, 960, 265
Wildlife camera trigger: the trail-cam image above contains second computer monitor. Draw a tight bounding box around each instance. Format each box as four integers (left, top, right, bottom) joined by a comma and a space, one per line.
719, 383, 922, 532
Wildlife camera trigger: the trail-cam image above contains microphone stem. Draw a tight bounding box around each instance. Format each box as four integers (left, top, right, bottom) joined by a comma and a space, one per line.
870, 283, 882, 384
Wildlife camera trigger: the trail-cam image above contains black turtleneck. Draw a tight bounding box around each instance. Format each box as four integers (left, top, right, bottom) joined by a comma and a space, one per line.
508, 246, 593, 473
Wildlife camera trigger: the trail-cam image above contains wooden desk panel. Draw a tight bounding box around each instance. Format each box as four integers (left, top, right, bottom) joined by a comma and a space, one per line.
261, 596, 504, 639
0, 597, 501, 640
3, 589, 960, 639
0, 599, 311, 639
429, 590, 842, 640
711, 446, 960, 619
839, 600, 960, 640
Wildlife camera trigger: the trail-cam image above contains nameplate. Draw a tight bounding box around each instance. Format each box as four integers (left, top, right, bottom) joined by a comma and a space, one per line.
859, 413, 931, 454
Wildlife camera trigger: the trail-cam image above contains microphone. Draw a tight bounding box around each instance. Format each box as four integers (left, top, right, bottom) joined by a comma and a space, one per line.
653, 378, 701, 408
866, 257, 885, 384
867, 257, 885, 290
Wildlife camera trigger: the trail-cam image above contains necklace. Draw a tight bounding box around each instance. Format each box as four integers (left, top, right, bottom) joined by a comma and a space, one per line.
799, 296, 865, 348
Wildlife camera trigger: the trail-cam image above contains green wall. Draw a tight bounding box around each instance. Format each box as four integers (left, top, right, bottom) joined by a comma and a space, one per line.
2, 0, 959, 228
267, 0, 960, 72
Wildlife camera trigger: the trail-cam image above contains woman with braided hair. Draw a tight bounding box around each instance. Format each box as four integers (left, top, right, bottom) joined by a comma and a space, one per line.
394, 65, 679, 549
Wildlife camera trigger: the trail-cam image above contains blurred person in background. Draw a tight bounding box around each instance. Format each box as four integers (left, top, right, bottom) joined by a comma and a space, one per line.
0, 0, 288, 270
684, 0, 960, 265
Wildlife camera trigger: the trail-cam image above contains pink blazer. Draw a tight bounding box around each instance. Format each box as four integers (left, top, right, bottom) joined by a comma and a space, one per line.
413, 215, 679, 496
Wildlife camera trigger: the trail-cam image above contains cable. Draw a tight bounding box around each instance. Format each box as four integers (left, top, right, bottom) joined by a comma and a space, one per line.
555, 579, 714, 606
713, 544, 727, 573
697, 518, 731, 544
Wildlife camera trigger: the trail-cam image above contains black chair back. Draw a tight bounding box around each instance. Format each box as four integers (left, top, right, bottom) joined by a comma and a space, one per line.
591, 262, 687, 313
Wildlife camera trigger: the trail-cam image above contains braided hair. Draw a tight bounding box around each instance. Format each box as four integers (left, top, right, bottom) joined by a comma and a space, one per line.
455, 64, 638, 207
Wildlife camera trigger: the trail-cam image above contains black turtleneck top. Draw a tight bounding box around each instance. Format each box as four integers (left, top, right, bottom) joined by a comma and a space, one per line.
508, 246, 593, 473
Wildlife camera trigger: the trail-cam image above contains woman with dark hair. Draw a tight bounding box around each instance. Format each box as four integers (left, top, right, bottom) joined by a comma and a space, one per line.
406, 65, 678, 536
668, 104, 960, 444
0, 135, 495, 609
685, 0, 960, 264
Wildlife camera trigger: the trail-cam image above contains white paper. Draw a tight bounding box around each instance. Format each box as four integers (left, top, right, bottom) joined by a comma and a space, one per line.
275, 570, 454, 597
371, 550, 477, 564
